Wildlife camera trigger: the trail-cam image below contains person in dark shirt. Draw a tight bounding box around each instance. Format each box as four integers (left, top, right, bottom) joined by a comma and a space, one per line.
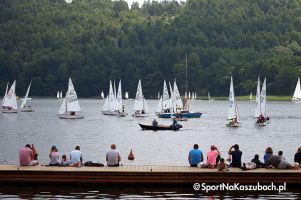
294, 147, 301, 165
251, 154, 264, 168
228, 144, 242, 168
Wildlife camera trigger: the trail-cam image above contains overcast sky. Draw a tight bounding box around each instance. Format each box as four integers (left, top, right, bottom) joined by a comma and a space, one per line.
125, 0, 186, 7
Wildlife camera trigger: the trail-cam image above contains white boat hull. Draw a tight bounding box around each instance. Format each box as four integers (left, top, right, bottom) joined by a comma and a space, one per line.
21, 108, 34, 112
118, 112, 128, 117
2, 108, 18, 113
132, 113, 149, 117
58, 114, 84, 119
101, 111, 120, 116
226, 122, 240, 127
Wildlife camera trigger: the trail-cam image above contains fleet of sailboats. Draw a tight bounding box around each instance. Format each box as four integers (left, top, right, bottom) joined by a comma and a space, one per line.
226, 76, 240, 127
292, 77, 301, 102
20, 81, 33, 112
133, 80, 149, 117
57, 78, 84, 119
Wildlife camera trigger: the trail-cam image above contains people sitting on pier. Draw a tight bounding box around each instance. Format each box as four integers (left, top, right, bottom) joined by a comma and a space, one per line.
278, 151, 286, 160
61, 154, 70, 166
188, 144, 203, 167
263, 147, 273, 166
19, 144, 39, 166
106, 144, 121, 167
152, 119, 158, 127
206, 145, 220, 168
49, 145, 60, 166
294, 147, 301, 166
251, 154, 264, 168
228, 144, 242, 168
70, 146, 83, 167
128, 149, 135, 161
31, 144, 38, 160
217, 158, 228, 171
265, 155, 299, 169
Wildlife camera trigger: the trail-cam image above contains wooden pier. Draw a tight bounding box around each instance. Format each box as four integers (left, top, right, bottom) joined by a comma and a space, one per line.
0, 165, 300, 185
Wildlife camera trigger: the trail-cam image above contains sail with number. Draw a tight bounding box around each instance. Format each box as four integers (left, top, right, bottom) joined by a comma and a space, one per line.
227, 76, 239, 122
162, 80, 170, 111
292, 77, 301, 101
133, 80, 149, 114
2, 81, 18, 112
254, 77, 261, 118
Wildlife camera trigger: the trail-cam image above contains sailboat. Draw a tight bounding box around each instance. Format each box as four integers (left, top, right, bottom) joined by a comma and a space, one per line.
255, 77, 269, 126
2, 80, 18, 113
57, 91, 60, 99
116, 80, 127, 116
60, 91, 63, 99
20, 81, 33, 112
101, 91, 104, 99
57, 78, 84, 119
125, 91, 129, 100
1, 82, 9, 108
226, 76, 240, 127
292, 77, 301, 102
132, 80, 149, 117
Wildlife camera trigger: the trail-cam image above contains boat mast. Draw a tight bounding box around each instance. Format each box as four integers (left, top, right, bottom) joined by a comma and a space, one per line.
185, 54, 188, 94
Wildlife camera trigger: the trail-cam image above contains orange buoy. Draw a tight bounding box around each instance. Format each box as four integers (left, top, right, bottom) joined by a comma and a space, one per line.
128, 149, 135, 160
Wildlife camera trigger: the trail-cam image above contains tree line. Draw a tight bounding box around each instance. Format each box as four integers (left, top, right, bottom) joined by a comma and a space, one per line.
0, 0, 301, 98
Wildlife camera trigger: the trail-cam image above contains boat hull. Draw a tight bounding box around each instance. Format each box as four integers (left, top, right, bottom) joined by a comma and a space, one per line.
139, 123, 182, 131
58, 114, 84, 119
132, 113, 149, 117
101, 111, 120, 116
21, 108, 34, 112
2, 109, 18, 113
226, 122, 240, 127
159, 112, 202, 118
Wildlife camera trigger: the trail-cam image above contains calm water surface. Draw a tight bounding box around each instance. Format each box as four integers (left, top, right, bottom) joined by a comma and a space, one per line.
0, 99, 300, 198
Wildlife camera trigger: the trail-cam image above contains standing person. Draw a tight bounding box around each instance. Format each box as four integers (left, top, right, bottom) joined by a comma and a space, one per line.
188, 144, 204, 167
228, 144, 242, 168
49, 145, 60, 166
264, 147, 273, 165
106, 144, 121, 167
294, 147, 301, 165
207, 145, 220, 168
70, 146, 83, 167
19, 144, 39, 166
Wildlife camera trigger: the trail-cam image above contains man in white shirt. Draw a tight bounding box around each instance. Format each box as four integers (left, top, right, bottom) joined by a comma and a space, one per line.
106, 144, 121, 167
70, 146, 83, 167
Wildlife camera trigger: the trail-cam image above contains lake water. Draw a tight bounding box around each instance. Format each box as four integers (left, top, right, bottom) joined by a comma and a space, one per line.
0, 98, 300, 198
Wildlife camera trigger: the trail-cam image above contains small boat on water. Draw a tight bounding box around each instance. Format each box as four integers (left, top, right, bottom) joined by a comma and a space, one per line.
255, 77, 269, 126
132, 80, 149, 117
292, 77, 301, 102
139, 123, 182, 131
159, 111, 202, 118
1, 80, 18, 113
20, 81, 34, 112
57, 78, 84, 119
226, 76, 240, 127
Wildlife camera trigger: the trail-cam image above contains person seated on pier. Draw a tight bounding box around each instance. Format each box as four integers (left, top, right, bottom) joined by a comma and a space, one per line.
217, 158, 228, 171
61, 154, 71, 166
49, 145, 60, 166
106, 144, 121, 167
19, 144, 39, 166
70, 146, 83, 167
278, 151, 286, 160
263, 147, 273, 166
188, 144, 203, 167
152, 119, 158, 127
251, 154, 264, 168
266, 155, 299, 170
228, 144, 242, 168
294, 147, 301, 166
206, 145, 221, 168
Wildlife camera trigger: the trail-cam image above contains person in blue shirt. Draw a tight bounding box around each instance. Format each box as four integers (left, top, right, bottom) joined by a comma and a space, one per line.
188, 144, 204, 167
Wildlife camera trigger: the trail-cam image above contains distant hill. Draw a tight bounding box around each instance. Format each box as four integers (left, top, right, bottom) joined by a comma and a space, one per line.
0, 0, 301, 97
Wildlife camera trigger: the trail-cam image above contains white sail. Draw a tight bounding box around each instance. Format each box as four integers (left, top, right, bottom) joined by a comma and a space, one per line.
101, 91, 104, 99
58, 98, 67, 114
60, 91, 63, 99
260, 78, 267, 117
158, 92, 160, 99
173, 80, 183, 110
116, 80, 123, 112
292, 77, 301, 101
143, 97, 149, 113
195, 92, 197, 100
108, 80, 115, 112
168, 81, 174, 111
20, 81, 32, 109
162, 80, 170, 110
156, 95, 163, 113
2, 80, 18, 109
102, 96, 109, 111
188, 92, 191, 99
1, 82, 9, 107
254, 77, 261, 118
134, 80, 143, 111
249, 92, 252, 101
192, 92, 195, 99
227, 76, 238, 120
66, 78, 81, 112
125, 91, 129, 99
208, 91, 211, 100
57, 91, 60, 99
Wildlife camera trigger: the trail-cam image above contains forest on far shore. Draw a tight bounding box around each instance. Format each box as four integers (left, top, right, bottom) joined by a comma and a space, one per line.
1, 0, 301, 97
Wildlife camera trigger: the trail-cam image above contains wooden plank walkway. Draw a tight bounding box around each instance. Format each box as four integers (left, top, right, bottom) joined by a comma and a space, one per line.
0, 165, 300, 185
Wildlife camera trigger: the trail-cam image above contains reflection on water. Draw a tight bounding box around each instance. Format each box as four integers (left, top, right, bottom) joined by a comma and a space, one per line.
0, 185, 300, 199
